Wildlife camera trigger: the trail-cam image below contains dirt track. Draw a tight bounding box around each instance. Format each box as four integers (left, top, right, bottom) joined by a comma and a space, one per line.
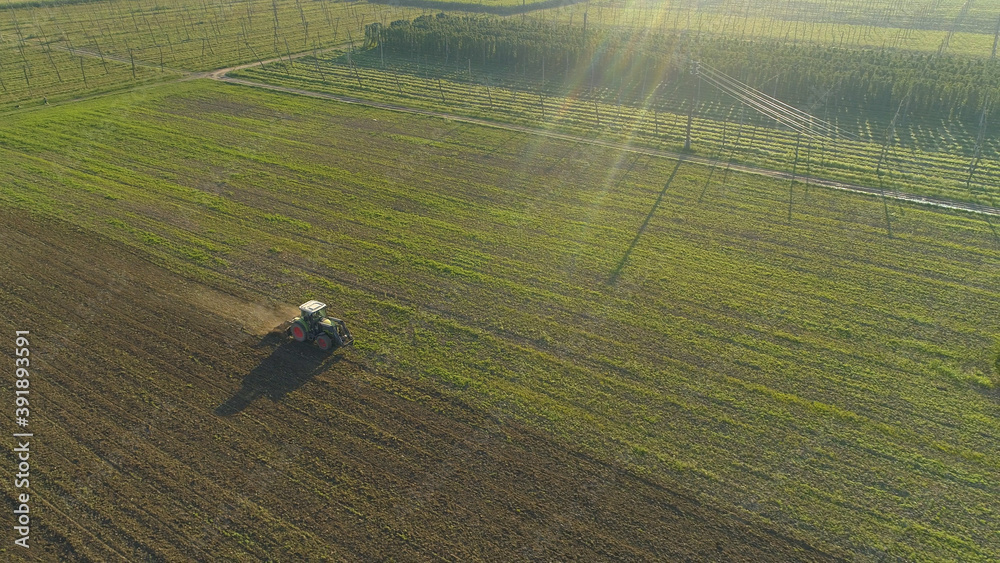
0, 211, 844, 559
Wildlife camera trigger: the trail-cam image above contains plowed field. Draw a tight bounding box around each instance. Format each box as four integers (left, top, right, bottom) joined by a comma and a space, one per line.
0, 210, 837, 560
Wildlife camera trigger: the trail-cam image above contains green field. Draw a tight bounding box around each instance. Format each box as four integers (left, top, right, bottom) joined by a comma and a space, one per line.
231, 49, 1000, 205
3, 79, 999, 559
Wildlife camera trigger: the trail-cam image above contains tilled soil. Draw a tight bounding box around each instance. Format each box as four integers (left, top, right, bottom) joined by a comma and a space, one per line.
0, 210, 841, 561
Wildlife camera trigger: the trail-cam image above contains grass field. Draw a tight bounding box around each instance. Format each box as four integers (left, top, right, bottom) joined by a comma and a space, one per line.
2, 79, 998, 559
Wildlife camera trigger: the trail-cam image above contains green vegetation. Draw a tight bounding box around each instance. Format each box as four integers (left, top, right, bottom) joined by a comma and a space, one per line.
369, 0, 565, 15
381, 0, 1000, 46
2, 81, 998, 559
994, 340, 1000, 381
233, 47, 1000, 204
370, 14, 1000, 122
545, 0, 1000, 57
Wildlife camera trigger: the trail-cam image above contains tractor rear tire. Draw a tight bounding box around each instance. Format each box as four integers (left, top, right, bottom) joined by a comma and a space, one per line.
315, 334, 333, 351
290, 322, 307, 342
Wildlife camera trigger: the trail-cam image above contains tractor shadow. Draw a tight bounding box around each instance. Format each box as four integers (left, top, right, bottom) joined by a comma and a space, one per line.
215, 330, 341, 416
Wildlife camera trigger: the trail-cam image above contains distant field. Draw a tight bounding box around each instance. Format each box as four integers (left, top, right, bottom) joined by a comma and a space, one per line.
542, 0, 1000, 57
367, 0, 581, 15
2, 80, 998, 559
232, 50, 1000, 205
4, 0, 999, 112
376, 0, 999, 36
374, 0, 555, 7
675, 0, 1000, 34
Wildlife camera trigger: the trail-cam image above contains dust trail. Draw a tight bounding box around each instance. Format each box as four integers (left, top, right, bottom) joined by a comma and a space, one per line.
178, 285, 298, 336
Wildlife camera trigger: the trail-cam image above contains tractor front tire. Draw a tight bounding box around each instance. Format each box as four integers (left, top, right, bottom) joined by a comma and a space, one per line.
290, 322, 307, 342
315, 334, 333, 351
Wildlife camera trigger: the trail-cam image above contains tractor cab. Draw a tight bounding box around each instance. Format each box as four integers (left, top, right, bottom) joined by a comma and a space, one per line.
299, 300, 328, 325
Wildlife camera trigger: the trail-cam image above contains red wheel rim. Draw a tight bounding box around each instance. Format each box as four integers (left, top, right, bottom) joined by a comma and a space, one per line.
292, 326, 304, 339
318, 337, 329, 349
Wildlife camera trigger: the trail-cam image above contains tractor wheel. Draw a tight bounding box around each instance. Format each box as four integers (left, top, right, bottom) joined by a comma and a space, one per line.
315, 334, 333, 351
290, 322, 307, 342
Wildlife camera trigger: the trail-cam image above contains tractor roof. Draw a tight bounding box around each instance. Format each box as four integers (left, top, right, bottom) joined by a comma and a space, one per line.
299, 300, 327, 314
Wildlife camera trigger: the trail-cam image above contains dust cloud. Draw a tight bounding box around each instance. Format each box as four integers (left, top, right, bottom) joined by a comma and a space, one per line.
179, 285, 298, 336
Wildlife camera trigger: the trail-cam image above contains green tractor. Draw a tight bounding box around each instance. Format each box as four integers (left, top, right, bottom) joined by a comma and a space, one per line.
288, 300, 354, 352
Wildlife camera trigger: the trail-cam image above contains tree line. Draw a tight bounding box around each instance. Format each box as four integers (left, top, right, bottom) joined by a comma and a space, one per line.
365, 14, 1000, 123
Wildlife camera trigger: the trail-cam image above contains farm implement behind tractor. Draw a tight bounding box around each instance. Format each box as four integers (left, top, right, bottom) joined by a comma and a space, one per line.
287, 300, 354, 352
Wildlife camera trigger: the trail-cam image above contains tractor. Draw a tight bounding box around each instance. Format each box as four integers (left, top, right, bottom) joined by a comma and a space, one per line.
288, 300, 354, 352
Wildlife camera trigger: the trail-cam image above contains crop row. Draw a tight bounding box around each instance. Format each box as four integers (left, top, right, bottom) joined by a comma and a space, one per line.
1, 81, 997, 559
